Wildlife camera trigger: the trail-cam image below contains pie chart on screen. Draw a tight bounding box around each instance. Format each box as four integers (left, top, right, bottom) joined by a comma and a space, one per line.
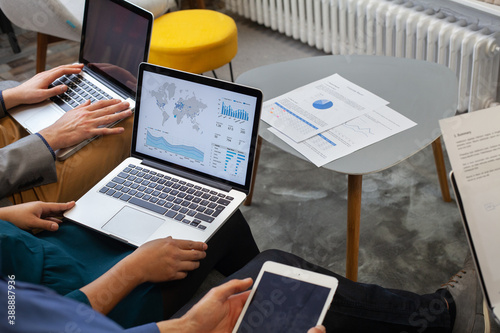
313, 99, 333, 109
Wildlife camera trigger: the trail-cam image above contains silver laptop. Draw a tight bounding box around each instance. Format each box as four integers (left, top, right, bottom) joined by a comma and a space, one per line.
450, 172, 500, 325
8, 0, 153, 160
64, 62, 263, 246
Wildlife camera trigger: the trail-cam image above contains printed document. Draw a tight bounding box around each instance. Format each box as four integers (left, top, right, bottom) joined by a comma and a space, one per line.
439, 106, 500, 284
261, 74, 389, 142
269, 106, 416, 167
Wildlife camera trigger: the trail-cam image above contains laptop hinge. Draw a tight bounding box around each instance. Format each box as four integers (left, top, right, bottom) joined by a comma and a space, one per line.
82, 67, 131, 99
141, 159, 233, 192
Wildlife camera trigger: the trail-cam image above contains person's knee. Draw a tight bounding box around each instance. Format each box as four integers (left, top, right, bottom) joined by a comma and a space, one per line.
253, 249, 301, 267
253, 250, 327, 274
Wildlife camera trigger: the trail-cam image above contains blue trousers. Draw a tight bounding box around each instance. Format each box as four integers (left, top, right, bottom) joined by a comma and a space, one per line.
174, 249, 453, 333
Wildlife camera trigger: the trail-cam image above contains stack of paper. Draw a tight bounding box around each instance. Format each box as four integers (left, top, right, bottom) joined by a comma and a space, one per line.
261, 74, 417, 167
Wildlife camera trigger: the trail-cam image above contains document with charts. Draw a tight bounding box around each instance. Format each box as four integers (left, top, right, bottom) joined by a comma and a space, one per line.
269, 105, 416, 167
261, 74, 389, 142
440, 106, 500, 286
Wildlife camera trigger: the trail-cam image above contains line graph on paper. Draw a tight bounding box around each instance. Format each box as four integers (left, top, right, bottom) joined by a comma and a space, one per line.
342, 121, 375, 137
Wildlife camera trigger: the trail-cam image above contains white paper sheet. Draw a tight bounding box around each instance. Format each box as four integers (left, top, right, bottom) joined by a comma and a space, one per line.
440, 106, 500, 287
268, 105, 417, 167
261, 74, 389, 143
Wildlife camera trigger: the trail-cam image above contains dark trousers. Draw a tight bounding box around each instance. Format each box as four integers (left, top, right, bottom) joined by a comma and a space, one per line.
161, 209, 260, 318
173, 250, 453, 332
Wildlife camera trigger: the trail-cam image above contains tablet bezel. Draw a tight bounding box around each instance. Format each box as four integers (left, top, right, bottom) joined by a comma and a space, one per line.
232, 260, 339, 332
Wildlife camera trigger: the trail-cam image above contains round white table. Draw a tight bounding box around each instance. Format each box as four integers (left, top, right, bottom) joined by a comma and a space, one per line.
237, 55, 458, 281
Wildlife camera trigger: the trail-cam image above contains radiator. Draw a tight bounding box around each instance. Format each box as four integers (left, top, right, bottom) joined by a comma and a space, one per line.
226, 0, 500, 112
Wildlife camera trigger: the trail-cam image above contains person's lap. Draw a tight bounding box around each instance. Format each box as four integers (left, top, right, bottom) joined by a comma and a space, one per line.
173, 250, 452, 333
0, 115, 133, 204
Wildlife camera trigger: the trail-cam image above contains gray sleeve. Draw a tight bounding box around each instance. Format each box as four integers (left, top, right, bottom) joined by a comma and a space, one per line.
0, 81, 21, 118
0, 134, 57, 199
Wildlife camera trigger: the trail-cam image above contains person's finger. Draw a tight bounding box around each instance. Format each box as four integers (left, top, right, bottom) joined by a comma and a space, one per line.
94, 108, 133, 125
175, 239, 208, 251
91, 126, 126, 137
86, 111, 132, 136
93, 104, 131, 121
40, 201, 76, 217
212, 278, 254, 301
43, 64, 84, 84
308, 325, 326, 333
177, 248, 207, 262
85, 99, 124, 112
28, 218, 61, 232
171, 271, 189, 281
174, 260, 201, 273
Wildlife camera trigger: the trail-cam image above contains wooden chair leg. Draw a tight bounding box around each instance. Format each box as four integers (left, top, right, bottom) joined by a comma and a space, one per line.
36, 33, 66, 73
188, 0, 205, 8
244, 136, 262, 206
36, 33, 49, 73
432, 137, 451, 202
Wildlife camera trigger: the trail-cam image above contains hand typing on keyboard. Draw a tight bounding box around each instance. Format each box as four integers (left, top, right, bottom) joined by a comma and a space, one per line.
39, 99, 132, 151
1, 63, 134, 152
2, 63, 84, 109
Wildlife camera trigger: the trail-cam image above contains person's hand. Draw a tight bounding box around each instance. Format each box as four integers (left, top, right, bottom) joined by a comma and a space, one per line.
38, 99, 132, 151
157, 278, 253, 333
308, 325, 326, 333
2, 64, 84, 109
125, 237, 208, 284
0, 201, 75, 232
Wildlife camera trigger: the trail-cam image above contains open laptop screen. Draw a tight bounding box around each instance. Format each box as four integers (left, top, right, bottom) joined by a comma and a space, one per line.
132, 63, 262, 191
80, 0, 152, 95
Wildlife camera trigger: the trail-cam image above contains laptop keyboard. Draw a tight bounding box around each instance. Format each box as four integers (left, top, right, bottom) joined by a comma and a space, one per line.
49, 73, 114, 112
98, 164, 233, 231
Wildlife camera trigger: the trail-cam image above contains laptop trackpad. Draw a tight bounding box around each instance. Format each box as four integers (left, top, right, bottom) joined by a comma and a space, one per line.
102, 207, 164, 245
25, 106, 61, 131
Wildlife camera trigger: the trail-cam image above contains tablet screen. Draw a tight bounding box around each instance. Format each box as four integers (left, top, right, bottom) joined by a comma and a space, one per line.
236, 271, 331, 333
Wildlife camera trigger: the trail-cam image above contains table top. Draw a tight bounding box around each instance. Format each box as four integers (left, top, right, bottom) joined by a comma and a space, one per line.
236, 55, 458, 175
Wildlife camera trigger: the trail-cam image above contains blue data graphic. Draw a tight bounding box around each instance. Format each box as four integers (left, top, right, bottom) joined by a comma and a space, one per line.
225, 149, 246, 176
221, 101, 249, 121
146, 131, 204, 162
313, 99, 333, 110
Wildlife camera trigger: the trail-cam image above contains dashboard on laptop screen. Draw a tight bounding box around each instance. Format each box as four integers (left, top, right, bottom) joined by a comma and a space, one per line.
134, 69, 260, 187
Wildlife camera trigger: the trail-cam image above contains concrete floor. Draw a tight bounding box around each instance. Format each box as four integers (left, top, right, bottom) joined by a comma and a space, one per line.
0, 9, 468, 296
227, 12, 468, 295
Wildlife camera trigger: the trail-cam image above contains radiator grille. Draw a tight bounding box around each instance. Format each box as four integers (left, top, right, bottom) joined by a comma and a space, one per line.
227, 0, 500, 112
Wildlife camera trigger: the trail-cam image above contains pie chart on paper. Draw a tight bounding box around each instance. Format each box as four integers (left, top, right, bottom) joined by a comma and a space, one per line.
313, 99, 333, 110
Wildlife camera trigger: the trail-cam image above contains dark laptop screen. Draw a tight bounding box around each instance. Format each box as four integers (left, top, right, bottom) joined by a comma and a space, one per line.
80, 0, 152, 95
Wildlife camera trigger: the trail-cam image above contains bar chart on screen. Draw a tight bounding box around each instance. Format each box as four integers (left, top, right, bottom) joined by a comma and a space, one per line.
219, 98, 251, 123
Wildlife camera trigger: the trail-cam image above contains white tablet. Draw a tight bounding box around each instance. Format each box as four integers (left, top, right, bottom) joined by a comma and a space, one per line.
232, 261, 339, 333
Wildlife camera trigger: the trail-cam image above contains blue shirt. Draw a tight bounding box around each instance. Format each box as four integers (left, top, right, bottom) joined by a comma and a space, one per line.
0, 276, 159, 333
0, 220, 163, 328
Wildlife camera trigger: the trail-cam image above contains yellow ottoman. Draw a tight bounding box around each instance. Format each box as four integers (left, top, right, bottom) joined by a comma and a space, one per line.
149, 9, 238, 81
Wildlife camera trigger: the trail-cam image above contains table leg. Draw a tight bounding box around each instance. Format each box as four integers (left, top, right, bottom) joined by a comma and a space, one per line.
346, 174, 362, 281
244, 136, 262, 206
